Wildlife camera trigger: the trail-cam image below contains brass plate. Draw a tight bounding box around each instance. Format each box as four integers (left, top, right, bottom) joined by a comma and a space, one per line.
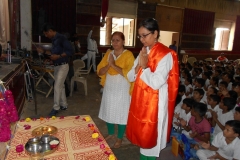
32, 126, 58, 136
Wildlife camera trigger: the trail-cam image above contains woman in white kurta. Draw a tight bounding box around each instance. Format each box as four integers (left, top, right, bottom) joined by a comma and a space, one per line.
97, 31, 134, 148
127, 18, 179, 159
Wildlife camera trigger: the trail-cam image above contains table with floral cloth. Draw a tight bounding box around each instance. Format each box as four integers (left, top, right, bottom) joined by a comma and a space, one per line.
4, 115, 116, 160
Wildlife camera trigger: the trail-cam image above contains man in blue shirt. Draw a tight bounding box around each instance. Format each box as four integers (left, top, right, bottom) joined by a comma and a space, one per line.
37, 23, 73, 116
169, 41, 177, 53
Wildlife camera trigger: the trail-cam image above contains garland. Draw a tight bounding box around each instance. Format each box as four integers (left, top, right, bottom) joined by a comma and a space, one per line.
0, 80, 19, 142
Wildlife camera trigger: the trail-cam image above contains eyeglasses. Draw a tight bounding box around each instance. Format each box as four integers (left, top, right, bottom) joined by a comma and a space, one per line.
137, 32, 152, 39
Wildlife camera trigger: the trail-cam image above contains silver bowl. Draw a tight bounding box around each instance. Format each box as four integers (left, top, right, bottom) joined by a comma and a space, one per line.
25, 135, 60, 157
38, 43, 52, 50
41, 143, 51, 153
25, 143, 43, 154
41, 134, 51, 143
28, 137, 41, 144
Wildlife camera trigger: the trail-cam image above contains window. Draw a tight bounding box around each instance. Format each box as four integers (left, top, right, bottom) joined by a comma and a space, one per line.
100, 17, 135, 46
214, 28, 230, 50
100, 0, 137, 47
213, 20, 235, 51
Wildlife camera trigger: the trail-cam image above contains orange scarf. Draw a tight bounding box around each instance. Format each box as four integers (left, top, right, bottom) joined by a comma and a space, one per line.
126, 42, 179, 148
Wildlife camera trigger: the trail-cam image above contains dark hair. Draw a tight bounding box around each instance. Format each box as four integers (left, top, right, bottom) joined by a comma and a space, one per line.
219, 81, 228, 88
235, 107, 240, 113
203, 72, 211, 79
235, 76, 240, 82
196, 68, 203, 74
194, 88, 205, 96
186, 63, 193, 70
222, 97, 236, 111
196, 78, 205, 87
138, 18, 160, 39
209, 87, 218, 95
206, 66, 212, 71
185, 77, 192, 84
175, 94, 182, 106
211, 76, 219, 85
192, 102, 208, 117
178, 84, 186, 93
183, 98, 194, 109
209, 94, 221, 104
224, 73, 234, 82
73, 37, 79, 42
225, 120, 240, 135
228, 90, 238, 102
215, 69, 222, 75
112, 31, 125, 41
42, 23, 56, 32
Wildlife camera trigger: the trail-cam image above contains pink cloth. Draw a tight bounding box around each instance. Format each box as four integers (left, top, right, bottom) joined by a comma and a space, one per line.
188, 116, 211, 142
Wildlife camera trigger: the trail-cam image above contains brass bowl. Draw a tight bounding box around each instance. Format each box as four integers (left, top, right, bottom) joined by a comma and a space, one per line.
32, 126, 58, 137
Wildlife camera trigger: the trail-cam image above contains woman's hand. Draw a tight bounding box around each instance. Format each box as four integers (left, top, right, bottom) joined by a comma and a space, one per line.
108, 53, 115, 67
139, 47, 148, 69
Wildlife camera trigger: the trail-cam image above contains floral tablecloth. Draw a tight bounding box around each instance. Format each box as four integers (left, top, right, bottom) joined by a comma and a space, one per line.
4, 115, 115, 160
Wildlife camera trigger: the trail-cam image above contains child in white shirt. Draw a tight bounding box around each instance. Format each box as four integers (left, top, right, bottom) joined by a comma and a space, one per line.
184, 77, 193, 97
206, 94, 221, 119
211, 97, 235, 139
197, 120, 240, 160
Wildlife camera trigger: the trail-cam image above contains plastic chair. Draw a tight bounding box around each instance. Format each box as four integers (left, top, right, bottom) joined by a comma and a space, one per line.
205, 58, 212, 62
73, 59, 85, 73
187, 57, 197, 66
70, 60, 87, 96
79, 64, 93, 78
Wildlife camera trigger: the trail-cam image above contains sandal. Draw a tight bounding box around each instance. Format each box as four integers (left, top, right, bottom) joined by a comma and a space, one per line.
104, 135, 114, 141
113, 138, 122, 148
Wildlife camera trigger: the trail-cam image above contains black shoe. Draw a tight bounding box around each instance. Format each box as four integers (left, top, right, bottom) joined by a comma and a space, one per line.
60, 106, 68, 110
49, 109, 59, 117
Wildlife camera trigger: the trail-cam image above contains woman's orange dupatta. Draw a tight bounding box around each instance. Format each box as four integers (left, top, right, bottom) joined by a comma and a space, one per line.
126, 43, 179, 148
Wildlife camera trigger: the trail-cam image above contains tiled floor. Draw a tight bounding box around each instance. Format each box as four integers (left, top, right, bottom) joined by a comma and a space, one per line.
20, 72, 182, 160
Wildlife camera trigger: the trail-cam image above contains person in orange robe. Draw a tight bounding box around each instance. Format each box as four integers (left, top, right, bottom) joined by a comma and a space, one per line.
216, 53, 228, 62
126, 18, 179, 159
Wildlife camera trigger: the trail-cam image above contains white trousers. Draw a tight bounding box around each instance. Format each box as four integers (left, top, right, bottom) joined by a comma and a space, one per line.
87, 51, 96, 72
53, 64, 69, 110
196, 149, 219, 160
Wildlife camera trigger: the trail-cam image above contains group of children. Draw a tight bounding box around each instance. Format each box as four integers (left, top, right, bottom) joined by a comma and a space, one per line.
171, 59, 240, 160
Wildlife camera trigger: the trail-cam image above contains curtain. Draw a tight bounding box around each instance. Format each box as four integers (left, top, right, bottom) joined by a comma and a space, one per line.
0, 0, 10, 50
183, 8, 215, 35
232, 16, 240, 52
32, 0, 76, 42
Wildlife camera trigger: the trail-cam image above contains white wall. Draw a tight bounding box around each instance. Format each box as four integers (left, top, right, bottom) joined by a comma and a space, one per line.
20, 0, 32, 51
158, 31, 177, 47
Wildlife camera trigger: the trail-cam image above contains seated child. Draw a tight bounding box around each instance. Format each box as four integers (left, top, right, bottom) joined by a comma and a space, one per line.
178, 84, 186, 106
197, 120, 240, 160
193, 88, 205, 103
211, 97, 235, 138
171, 94, 183, 130
206, 86, 218, 97
218, 81, 228, 98
208, 76, 219, 90
202, 71, 211, 91
206, 94, 221, 120
234, 107, 240, 121
172, 98, 194, 140
181, 102, 211, 159
233, 82, 240, 106
184, 77, 193, 97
